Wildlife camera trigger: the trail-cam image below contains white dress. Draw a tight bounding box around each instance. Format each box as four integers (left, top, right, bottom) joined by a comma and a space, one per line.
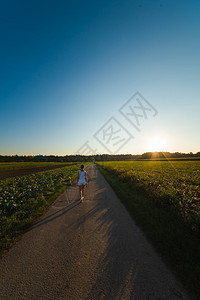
78, 170, 86, 186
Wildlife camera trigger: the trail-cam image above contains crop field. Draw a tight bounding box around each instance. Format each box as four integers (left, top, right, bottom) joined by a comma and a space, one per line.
0, 162, 77, 180
97, 160, 200, 296
0, 163, 90, 255
97, 161, 200, 232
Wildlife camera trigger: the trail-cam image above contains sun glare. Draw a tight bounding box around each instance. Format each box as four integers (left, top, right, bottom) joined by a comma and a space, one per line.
147, 136, 168, 152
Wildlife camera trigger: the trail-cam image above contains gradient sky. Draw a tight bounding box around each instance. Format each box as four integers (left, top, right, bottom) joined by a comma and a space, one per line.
0, 0, 200, 155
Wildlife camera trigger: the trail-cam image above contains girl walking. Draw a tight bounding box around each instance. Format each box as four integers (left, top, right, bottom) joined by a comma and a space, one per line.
77, 164, 88, 202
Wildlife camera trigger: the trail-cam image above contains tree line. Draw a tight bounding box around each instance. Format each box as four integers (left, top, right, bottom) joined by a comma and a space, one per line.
0, 152, 200, 162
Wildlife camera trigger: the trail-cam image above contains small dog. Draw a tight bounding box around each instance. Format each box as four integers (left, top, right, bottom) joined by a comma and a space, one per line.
62, 177, 72, 185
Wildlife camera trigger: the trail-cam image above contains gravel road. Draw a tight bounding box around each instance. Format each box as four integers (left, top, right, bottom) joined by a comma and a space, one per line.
0, 163, 195, 299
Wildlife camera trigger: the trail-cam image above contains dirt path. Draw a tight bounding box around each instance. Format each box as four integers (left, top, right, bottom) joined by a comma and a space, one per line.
0, 164, 75, 180
0, 163, 195, 299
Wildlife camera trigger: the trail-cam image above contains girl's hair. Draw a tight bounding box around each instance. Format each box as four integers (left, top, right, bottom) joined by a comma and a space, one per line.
81, 164, 84, 170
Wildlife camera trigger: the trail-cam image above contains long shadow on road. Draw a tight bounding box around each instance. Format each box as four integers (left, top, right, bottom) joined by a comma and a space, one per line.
9, 163, 191, 300
64, 182, 140, 300
26, 200, 80, 232
69, 164, 189, 300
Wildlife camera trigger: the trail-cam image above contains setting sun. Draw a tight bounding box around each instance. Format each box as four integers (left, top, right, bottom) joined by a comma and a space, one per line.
146, 136, 168, 152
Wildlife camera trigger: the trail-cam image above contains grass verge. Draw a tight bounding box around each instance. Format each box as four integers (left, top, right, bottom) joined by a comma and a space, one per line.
96, 163, 200, 298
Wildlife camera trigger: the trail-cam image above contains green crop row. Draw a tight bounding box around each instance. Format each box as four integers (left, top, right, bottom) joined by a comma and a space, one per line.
0, 163, 90, 255
0, 164, 81, 216
97, 161, 200, 232
96, 161, 200, 297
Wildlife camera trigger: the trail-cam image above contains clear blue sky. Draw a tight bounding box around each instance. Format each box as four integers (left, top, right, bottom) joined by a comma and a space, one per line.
0, 0, 199, 155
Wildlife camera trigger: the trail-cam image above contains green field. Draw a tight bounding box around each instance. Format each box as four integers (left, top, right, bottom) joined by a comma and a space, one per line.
0, 163, 90, 256
98, 161, 200, 231
97, 161, 200, 297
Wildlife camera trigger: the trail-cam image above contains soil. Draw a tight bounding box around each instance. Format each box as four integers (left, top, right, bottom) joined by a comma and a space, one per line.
0, 164, 75, 180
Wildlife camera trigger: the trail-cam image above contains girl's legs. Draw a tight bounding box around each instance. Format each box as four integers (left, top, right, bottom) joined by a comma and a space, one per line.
79, 185, 82, 199
81, 185, 85, 199
79, 184, 86, 201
